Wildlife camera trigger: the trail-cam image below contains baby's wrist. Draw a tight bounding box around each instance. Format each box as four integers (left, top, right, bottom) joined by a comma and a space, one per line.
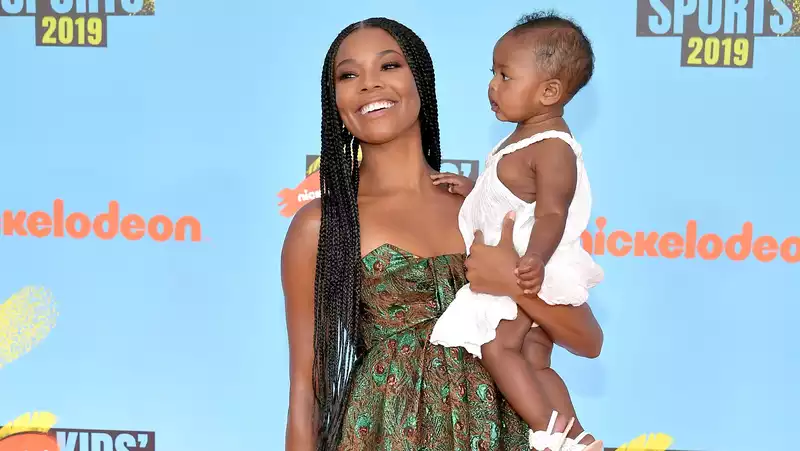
521, 252, 544, 261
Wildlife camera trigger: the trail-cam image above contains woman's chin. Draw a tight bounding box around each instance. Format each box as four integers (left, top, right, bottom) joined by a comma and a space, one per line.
357, 128, 410, 146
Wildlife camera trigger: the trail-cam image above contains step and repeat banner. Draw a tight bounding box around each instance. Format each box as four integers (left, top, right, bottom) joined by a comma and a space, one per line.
1, 0, 797, 450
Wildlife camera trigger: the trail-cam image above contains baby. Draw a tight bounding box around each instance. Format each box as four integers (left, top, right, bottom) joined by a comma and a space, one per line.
429, 11, 604, 451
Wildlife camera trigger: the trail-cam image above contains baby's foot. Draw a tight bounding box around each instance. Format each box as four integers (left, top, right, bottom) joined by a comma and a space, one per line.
569, 431, 603, 451
545, 413, 572, 451
529, 411, 603, 450
529, 411, 573, 450
577, 432, 595, 445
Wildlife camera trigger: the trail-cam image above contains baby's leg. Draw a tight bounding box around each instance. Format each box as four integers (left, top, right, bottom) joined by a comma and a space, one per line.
523, 327, 596, 444
480, 312, 561, 432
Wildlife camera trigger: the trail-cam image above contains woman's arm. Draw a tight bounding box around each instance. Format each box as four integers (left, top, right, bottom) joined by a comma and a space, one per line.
464, 212, 603, 358
514, 295, 602, 358
282, 200, 322, 451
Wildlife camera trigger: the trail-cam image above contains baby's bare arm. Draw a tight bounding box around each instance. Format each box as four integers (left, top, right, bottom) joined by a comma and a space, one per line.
523, 140, 577, 264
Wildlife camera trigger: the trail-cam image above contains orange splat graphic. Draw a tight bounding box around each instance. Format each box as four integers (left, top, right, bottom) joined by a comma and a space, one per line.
278, 171, 320, 217
0, 432, 59, 451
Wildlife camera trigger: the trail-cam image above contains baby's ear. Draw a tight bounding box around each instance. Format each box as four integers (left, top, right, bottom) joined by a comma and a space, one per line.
539, 78, 563, 106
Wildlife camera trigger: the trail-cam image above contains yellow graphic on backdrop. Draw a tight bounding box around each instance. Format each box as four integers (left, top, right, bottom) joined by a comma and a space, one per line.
0, 287, 60, 449
615, 432, 674, 450
0, 286, 58, 368
0, 411, 57, 440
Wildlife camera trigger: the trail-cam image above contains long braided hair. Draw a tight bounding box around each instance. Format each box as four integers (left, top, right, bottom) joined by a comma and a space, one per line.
313, 17, 441, 449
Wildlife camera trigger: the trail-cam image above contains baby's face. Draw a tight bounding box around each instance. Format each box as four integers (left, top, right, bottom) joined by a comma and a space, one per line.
488, 32, 554, 123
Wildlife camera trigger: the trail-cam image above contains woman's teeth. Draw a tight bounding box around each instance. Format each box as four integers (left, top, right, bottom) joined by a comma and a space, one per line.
360, 101, 395, 114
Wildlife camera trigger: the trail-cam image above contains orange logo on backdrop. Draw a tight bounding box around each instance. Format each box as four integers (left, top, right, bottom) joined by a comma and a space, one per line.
582, 217, 799, 263
1, 199, 201, 242
278, 171, 320, 218
0, 432, 58, 451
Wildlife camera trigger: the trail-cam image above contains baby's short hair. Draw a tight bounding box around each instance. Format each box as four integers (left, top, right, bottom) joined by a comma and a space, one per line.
509, 11, 594, 99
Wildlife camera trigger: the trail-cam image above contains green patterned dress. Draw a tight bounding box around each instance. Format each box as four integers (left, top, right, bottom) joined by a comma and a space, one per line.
337, 243, 530, 450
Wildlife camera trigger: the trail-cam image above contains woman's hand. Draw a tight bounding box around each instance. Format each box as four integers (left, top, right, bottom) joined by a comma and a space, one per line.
464, 211, 522, 298
466, 210, 603, 358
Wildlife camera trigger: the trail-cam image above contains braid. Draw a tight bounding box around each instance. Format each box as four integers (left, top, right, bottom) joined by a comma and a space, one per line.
313, 17, 441, 450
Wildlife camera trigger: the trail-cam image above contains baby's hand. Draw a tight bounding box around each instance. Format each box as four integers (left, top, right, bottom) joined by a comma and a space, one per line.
430, 172, 475, 197
515, 254, 544, 296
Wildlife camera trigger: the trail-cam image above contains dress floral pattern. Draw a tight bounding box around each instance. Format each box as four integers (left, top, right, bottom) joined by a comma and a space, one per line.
337, 243, 529, 450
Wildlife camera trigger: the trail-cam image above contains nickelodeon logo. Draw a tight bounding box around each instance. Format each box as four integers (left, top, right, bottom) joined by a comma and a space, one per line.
583, 217, 798, 263
0, 199, 201, 242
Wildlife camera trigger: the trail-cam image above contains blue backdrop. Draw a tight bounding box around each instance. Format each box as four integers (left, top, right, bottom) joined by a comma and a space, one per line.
1, 0, 798, 450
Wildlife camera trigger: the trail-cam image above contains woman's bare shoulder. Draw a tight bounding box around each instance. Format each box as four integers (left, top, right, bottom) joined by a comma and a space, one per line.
283, 199, 321, 262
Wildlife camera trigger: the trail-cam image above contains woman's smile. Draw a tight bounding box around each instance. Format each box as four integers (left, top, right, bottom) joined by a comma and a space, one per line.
359, 99, 397, 116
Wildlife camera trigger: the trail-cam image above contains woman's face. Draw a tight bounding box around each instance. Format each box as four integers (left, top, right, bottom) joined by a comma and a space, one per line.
334, 27, 421, 145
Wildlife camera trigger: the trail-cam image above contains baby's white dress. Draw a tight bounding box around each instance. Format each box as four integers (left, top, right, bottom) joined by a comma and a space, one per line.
429, 130, 604, 358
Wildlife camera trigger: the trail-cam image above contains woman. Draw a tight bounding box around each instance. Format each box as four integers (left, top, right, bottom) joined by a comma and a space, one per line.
282, 17, 603, 450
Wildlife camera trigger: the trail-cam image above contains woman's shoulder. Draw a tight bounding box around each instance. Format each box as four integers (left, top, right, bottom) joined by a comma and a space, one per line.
293, 198, 321, 224
283, 199, 321, 258
435, 183, 466, 214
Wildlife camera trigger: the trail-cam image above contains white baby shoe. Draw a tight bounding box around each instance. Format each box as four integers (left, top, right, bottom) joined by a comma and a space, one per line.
529, 411, 604, 451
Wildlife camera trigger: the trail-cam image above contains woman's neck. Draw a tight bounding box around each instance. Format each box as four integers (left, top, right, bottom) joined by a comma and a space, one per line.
358, 125, 433, 196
